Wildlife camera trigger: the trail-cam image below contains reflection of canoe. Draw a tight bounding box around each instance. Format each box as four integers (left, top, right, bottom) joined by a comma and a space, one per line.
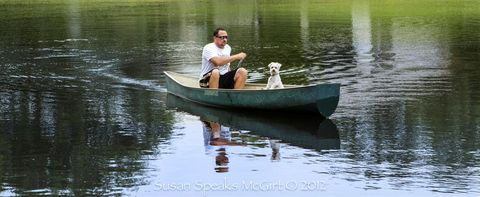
167, 94, 340, 151
164, 71, 340, 117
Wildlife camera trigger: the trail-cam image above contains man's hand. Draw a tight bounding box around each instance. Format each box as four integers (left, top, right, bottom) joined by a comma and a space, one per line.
235, 52, 247, 60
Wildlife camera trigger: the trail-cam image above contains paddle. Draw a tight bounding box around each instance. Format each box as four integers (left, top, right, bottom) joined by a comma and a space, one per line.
235, 59, 244, 69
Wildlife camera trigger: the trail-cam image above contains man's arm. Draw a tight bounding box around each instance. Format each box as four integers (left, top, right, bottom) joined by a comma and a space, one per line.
210, 52, 247, 67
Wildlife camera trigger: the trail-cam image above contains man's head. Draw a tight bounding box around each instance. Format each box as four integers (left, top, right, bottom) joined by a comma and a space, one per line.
213, 27, 228, 48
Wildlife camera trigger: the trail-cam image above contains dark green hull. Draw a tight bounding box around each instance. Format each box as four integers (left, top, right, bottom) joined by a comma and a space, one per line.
164, 71, 340, 117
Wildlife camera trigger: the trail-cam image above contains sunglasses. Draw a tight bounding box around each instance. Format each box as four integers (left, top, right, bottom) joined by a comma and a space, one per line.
216, 36, 228, 40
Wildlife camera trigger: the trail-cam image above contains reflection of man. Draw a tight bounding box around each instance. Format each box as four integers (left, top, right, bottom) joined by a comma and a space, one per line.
202, 121, 231, 173
215, 148, 229, 173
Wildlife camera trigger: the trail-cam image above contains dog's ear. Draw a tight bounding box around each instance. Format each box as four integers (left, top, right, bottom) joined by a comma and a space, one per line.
277, 63, 282, 68
268, 62, 273, 68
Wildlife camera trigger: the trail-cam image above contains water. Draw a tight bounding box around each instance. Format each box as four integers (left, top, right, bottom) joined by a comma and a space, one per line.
1, 0, 479, 196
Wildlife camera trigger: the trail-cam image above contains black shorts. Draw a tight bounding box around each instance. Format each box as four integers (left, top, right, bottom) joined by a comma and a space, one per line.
199, 68, 239, 89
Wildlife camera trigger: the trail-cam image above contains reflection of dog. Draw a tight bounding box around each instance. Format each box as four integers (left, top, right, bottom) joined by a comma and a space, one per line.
265, 62, 284, 89
269, 139, 281, 161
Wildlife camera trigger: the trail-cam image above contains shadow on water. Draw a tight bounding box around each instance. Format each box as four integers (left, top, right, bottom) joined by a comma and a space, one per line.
166, 94, 340, 151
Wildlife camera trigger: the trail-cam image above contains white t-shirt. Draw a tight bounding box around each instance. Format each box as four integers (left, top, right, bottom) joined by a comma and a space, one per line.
200, 43, 232, 79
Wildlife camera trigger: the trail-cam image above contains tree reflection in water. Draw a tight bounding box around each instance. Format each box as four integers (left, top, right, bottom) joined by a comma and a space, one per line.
0, 87, 175, 196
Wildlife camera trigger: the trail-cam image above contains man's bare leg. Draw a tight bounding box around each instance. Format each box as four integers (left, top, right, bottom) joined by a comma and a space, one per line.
209, 69, 220, 89
234, 68, 248, 89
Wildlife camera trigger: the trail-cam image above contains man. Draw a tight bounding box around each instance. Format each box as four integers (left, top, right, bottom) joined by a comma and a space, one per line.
199, 27, 247, 89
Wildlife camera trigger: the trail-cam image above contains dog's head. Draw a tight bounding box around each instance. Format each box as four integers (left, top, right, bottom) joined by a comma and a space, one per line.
268, 62, 282, 75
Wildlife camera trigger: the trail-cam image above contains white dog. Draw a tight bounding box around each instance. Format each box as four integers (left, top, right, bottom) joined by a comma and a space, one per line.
265, 62, 284, 89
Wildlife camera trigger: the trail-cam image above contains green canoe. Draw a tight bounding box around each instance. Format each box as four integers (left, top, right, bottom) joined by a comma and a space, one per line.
167, 94, 340, 151
164, 71, 340, 117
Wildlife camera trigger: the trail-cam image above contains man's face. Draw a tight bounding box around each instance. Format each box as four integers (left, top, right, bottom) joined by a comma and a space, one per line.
214, 30, 228, 48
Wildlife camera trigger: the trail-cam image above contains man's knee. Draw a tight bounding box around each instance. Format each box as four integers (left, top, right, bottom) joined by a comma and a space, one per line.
210, 69, 220, 79
236, 68, 248, 78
